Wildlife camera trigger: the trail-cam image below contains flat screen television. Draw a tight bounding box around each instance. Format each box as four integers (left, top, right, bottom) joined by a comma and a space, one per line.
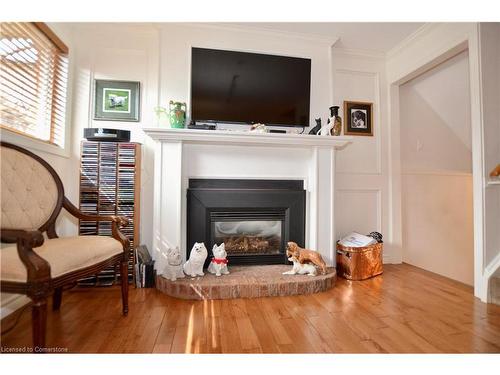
191, 47, 311, 127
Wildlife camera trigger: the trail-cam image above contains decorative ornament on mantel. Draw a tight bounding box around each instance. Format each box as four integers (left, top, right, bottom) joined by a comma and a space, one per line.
283, 241, 328, 276
308, 118, 322, 135
207, 243, 230, 277
169, 100, 187, 129
329, 106, 342, 136
249, 123, 267, 133
154, 106, 169, 127
319, 117, 333, 136
183, 242, 208, 277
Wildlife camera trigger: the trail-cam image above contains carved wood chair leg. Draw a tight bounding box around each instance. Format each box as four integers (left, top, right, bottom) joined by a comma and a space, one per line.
120, 260, 129, 315
52, 287, 63, 311
32, 297, 48, 350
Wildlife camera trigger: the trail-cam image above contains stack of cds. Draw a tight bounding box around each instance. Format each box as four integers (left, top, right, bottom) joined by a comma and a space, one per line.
79, 142, 99, 236
78, 141, 140, 287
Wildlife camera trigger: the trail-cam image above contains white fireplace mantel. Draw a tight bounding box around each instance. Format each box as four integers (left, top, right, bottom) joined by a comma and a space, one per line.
143, 128, 353, 148
144, 128, 352, 274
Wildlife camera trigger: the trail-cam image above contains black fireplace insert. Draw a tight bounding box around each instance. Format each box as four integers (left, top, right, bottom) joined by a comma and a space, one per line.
186, 179, 306, 266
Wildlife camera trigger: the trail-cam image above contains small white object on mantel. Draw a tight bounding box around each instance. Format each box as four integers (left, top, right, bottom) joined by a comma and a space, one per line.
144, 127, 353, 274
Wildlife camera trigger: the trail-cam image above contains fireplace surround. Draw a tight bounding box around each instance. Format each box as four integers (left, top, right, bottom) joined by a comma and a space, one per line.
187, 179, 305, 266
144, 128, 352, 274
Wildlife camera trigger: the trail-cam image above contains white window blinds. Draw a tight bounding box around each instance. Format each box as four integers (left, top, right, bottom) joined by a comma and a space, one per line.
0, 22, 69, 147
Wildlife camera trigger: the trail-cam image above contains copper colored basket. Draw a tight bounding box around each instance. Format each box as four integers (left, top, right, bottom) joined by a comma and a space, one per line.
336, 242, 383, 280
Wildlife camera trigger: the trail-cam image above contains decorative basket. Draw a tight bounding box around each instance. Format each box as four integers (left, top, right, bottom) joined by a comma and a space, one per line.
336, 242, 383, 280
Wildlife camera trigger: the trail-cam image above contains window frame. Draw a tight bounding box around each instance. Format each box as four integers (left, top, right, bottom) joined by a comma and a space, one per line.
0, 22, 71, 157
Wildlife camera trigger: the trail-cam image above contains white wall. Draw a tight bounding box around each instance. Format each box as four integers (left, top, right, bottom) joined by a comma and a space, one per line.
400, 52, 472, 173
67, 23, 160, 251
158, 23, 334, 127
331, 49, 394, 262
399, 51, 474, 285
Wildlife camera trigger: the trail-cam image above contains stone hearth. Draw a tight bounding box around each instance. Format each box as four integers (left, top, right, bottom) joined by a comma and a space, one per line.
156, 265, 336, 300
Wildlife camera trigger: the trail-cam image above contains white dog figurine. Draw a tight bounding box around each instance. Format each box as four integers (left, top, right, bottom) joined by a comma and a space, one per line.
183, 242, 208, 277
208, 243, 230, 277
282, 255, 318, 276
163, 246, 185, 281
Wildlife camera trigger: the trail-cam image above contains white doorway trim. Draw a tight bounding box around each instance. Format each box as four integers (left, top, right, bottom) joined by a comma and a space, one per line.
386, 23, 486, 300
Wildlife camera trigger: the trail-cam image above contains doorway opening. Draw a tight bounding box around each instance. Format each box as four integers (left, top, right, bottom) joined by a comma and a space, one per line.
399, 50, 474, 285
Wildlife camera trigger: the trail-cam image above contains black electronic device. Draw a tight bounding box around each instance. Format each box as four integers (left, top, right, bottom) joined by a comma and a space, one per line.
191, 47, 311, 128
84, 128, 131, 142
188, 123, 217, 130
269, 129, 287, 134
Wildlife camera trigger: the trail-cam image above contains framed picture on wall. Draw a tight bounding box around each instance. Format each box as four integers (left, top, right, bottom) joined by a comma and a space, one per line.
343, 101, 373, 136
93, 79, 140, 121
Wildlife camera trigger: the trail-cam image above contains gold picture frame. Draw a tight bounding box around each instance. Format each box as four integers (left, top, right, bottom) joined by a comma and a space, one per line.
344, 101, 373, 136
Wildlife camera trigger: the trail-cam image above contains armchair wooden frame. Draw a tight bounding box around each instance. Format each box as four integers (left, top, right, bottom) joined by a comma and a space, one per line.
0, 141, 130, 349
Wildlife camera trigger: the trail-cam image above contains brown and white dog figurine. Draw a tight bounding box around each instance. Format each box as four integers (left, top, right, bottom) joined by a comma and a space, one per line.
283, 254, 318, 276
286, 241, 327, 275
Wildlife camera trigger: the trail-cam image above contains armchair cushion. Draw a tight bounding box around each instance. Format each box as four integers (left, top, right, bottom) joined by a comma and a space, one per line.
1, 236, 123, 282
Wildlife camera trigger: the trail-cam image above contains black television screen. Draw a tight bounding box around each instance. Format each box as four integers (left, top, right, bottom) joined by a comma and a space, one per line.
191, 47, 311, 127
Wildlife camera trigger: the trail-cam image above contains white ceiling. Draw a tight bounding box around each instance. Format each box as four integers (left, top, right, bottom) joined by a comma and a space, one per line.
221, 22, 425, 53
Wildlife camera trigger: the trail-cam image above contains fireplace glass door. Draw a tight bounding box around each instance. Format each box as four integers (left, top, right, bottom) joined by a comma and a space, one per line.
208, 209, 289, 264
187, 179, 305, 265
213, 220, 282, 255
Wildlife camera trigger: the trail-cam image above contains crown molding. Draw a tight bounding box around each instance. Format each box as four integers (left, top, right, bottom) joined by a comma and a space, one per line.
71, 22, 160, 35
176, 22, 339, 46
386, 23, 441, 60
331, 46, 386, 59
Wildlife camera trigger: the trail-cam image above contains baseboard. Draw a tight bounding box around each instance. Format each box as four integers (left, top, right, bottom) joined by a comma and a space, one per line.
484, 251, 500, 303
383, 255, 402, 264
490, 277, 500, 306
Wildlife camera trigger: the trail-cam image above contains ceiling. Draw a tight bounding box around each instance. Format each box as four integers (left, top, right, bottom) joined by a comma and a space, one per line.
221, 22, 425, 54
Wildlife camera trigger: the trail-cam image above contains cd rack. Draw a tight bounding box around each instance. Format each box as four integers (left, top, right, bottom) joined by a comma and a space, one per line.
78, 141, 141, 286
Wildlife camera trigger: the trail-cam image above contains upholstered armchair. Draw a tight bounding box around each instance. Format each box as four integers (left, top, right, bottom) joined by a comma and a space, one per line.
0, 142, 130, 348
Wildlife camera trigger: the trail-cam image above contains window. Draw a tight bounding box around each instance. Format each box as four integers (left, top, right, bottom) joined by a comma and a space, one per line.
0, 22, 69, 148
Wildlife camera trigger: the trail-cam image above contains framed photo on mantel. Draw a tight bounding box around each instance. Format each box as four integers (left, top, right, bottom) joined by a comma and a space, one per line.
93, 79, 140, 122
344, 101, 373, 136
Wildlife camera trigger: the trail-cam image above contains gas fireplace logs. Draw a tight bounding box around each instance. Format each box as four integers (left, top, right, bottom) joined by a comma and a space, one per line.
222, 236, 280, 254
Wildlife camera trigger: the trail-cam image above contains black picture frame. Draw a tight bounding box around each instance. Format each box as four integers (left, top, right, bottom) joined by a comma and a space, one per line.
344, 101, 373, 136
93, 79, 140, 122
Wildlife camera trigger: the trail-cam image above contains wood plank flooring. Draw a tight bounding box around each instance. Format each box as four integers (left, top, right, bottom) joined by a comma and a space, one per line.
2, 264, 499, 353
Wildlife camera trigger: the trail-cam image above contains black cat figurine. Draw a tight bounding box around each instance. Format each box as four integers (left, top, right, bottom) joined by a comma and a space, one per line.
308, 118, 322, 135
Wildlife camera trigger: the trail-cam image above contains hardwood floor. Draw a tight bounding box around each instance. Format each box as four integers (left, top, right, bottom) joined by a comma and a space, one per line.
2, 264, 500, 353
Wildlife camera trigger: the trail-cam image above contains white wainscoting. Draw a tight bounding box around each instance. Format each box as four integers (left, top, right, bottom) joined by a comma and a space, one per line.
331, 49, 392, 262
401, 172, 474, 285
